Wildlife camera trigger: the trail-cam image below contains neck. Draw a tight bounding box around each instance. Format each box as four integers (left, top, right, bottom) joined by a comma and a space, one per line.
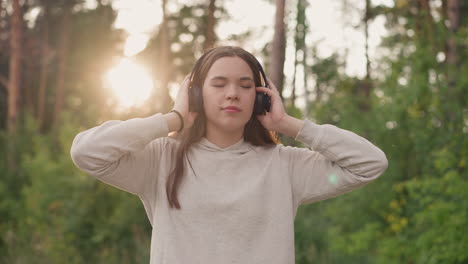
205, 124, 244, 149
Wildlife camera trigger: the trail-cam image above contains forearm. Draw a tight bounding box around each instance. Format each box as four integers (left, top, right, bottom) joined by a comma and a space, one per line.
276, 115, 305, 138
70, 114, 171, 196
70, 113, 169, 169
163, 112, 182, 133
295, 120, 388, 178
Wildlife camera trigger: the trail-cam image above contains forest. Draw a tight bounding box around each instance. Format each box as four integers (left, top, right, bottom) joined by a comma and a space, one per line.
0, 0, 466, 263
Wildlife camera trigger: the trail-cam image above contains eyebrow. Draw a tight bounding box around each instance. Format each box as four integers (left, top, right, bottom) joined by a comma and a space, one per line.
210, 76, 253, 81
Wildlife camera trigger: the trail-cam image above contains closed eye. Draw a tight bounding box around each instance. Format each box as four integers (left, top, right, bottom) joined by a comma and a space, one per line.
212, 84, 252, 89
212, 85, 251, 88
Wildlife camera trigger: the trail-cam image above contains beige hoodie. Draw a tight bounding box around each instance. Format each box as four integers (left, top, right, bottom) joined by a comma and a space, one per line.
70, 113, 388, 264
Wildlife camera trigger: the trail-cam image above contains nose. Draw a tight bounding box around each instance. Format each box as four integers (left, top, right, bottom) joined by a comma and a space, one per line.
225, 84, 239, 100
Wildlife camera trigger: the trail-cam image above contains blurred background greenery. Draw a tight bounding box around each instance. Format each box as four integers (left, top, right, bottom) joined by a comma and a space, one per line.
0, 0, 466, 263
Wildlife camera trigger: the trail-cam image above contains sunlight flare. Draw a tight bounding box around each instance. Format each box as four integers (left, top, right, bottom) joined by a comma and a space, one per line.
105, 58, 153, 108
124, 33, 150, 56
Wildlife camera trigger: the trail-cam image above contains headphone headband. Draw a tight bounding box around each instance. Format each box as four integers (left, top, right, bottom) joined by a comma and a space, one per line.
256, 60, 269, 88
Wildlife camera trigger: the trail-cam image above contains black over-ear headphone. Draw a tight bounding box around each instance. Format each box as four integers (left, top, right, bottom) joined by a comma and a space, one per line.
188, 57, 271, 115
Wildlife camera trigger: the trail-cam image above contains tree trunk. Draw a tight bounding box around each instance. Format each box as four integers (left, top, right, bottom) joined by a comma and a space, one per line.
311, 47, 322, 104
417, 0, 435, 48
268, 0, 286, 98
8, 0, 22, 134
204, 0, 216, 50
303, 46, 309, 112
292, 0, 308, 110
7, 0, 23, 169
364, 0, 370, 80
291, 56, 297, 107
358, 0, 372, 113
53, 5, 71, 127
37, 5, 50, 130
301, 0, 309, 112
446, 0, 459, 69
445, 0, 460, 122
23, 50, 34, 114
0, 0, 7, 129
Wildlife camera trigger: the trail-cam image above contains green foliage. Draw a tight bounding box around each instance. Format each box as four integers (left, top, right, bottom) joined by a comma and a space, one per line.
0, 113, 152, 263
293, 2, 467, 263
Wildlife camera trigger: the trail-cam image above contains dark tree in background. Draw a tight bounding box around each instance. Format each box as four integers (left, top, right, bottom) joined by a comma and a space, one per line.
268, 0, 286, 97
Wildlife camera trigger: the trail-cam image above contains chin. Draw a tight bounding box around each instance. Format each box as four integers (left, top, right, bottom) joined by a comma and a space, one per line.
217, 120, 249, 133
220, 124, 245, 133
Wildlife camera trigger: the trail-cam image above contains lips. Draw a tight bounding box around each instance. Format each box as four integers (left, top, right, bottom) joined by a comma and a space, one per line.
222, 106, 241, 112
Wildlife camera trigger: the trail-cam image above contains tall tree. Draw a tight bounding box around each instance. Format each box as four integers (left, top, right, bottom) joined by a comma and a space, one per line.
204, 0, 216, 50
53, 2, 73, 127
358, 0, 373, 112
446, 0, 460, 90
0, 1, 9, 129
292, 0, 308, 109
37, 2, 51, 130
268, 0, 286, 97
157, 0, 173, 113
6, 0, 23, 170
8, 0, 22, 134
364, 0, 371, 80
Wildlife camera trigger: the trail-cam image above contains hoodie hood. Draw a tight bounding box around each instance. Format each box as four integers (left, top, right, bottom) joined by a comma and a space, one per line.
195, 137, 253, 154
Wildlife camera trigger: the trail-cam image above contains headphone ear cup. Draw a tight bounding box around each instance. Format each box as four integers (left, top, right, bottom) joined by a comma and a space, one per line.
254, 92, 271, 115
254, 92, 265, 115
189, 86, 202, 113
264, 93, 271, 113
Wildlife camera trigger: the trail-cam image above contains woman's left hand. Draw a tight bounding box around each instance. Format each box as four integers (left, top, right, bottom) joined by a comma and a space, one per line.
255, 77, 288, 132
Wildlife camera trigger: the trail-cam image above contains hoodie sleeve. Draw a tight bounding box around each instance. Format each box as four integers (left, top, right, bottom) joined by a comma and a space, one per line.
70, 113, 170, 200
283, 119, 388, 207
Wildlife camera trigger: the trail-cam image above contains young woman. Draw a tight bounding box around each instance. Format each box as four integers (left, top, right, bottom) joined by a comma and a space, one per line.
71, 46, 388, 264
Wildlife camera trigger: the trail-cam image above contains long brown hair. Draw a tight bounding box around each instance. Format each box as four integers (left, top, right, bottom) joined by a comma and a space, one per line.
166, 46, 279, 209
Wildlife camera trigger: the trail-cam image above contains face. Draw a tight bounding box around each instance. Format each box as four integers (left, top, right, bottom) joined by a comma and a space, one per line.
202, 56, 256, 134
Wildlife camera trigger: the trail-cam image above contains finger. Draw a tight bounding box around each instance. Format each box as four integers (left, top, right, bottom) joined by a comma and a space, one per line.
256, 86, 277, 97
255, 86, 269, 93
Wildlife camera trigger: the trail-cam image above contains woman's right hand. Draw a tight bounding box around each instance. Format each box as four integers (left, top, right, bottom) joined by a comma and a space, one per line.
171, 74, 198, 131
